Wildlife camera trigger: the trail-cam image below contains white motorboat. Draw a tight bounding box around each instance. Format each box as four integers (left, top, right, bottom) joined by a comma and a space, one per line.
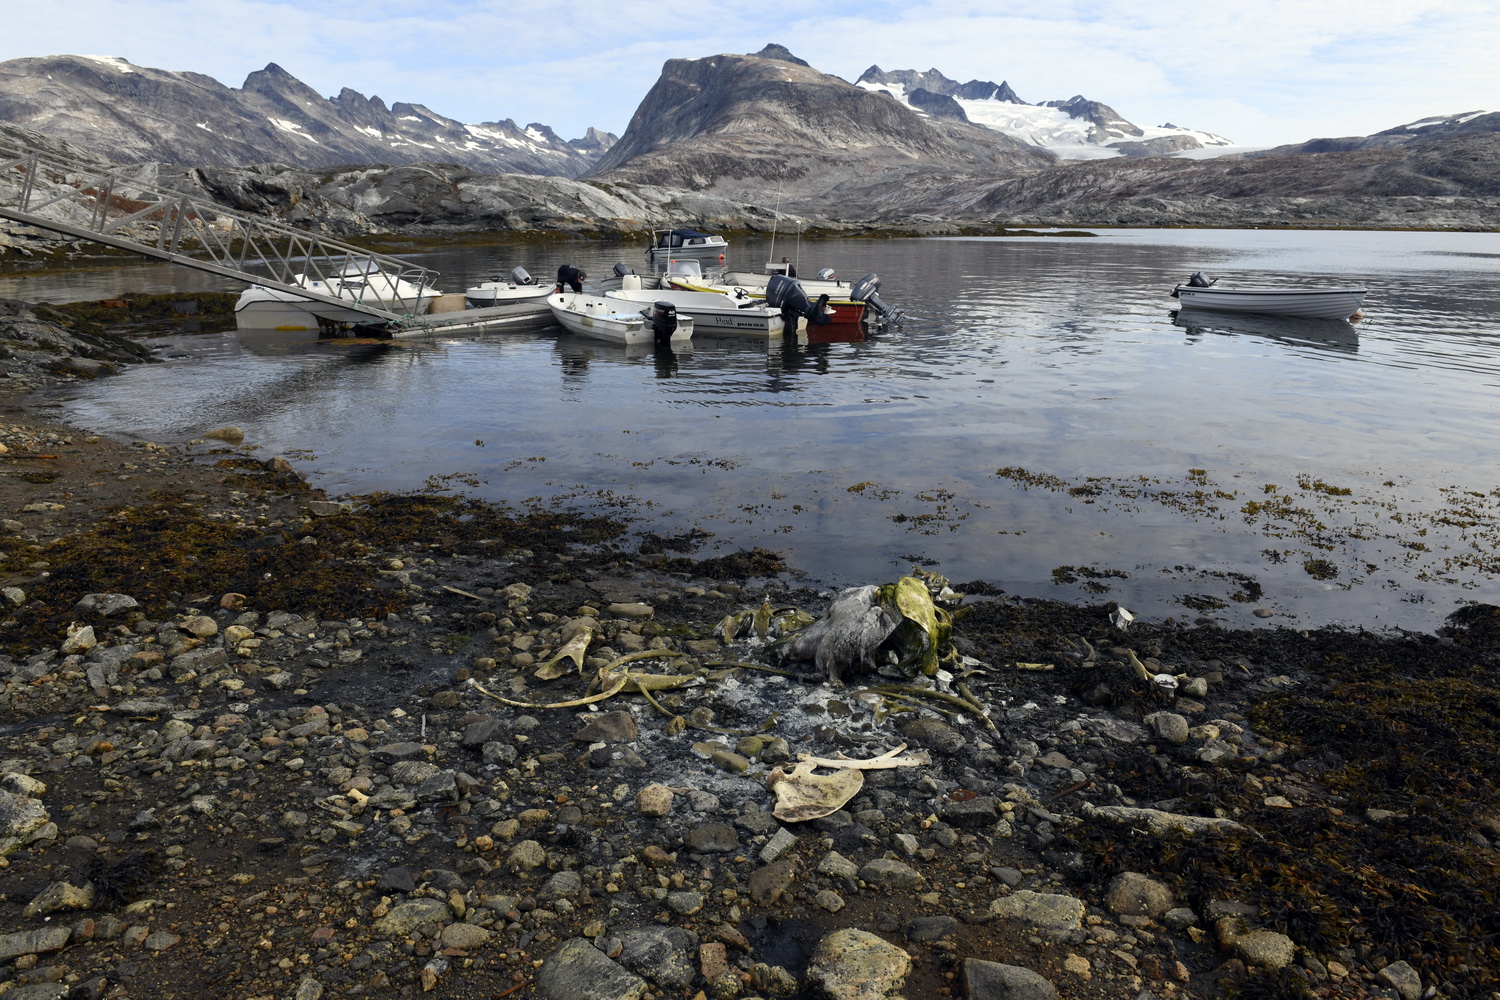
547, 291, 694, 346
235, 259, 440, 332
1171, 272, 1367, 321
597, 262, 662, 293
604, 286, 799, 336
464, 266, 551, 308
647, 228, 728, 265
661, 259, 898, 329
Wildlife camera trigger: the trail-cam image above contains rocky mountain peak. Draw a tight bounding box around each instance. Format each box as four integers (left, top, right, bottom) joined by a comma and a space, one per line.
1042, 96, 1142, 137
752, 44, 810, 67
587, 50, 1051, 204
0, 54, 612, 177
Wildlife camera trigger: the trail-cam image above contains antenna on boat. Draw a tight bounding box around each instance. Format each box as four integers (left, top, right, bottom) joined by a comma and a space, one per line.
768, 180, 782, 272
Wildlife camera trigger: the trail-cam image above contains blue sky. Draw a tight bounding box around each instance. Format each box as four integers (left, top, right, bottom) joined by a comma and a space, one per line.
4, 0, 1496, 148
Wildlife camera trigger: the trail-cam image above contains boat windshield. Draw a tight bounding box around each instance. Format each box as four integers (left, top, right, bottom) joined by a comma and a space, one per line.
667, 259, 703, 280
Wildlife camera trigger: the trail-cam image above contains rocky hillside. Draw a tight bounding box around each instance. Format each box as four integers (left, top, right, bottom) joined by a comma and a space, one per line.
586, 46, 1055, 205
2, 45, 1498, 244
0, 55, 614, 177
1249, 109, 1500, 156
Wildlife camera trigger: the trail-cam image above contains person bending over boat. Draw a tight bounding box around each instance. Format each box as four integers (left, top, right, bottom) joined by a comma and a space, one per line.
779, 256, 798, 278
556, 263, 587, 293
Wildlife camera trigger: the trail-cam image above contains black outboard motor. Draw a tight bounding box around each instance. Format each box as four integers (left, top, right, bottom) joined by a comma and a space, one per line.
645, 300, 678, 342
612, 262, 634, 279
766, 274, 831, 329
511, 266, 534, 285
849, 272, 898, 323
815, 267, 838, 281
1188, 271, 1216, 287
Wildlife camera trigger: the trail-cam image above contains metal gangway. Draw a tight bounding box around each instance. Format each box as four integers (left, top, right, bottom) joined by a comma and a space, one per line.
0, 133, 549, 335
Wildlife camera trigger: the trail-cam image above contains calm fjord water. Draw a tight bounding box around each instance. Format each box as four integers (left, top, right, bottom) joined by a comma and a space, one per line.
17, 228, 1500, 632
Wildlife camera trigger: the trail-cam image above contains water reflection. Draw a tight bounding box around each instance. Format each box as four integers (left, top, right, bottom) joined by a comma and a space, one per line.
1171, 308, 1360, 355
554, 336, 690, 380
33, 229, 1500, 631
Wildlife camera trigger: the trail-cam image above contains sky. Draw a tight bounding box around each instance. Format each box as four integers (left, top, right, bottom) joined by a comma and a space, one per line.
3, 0, 1497, 149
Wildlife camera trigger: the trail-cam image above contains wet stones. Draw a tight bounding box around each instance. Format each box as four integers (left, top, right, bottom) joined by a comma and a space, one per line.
573, 710, 637, 743
1144, 710, 1190, 745
371, 898, 453, 937
506, 839, 547, 872
537, 937, 648, 1000
683, 821, 738, 854
858, 858, 925, 891
370, 741, 428, 763
739, 857, 795, 906
1377, 960, 1423, 1000
962, 959, 1058, 1000
0, 786, 50, 856
1228, 928, 1296, 970
615, 925, 698, 990
937, 795, 1001, 828
438, 922, 490, 950
805, 928, 911, 1000
22, 880, 95, 918
988, 890, 1086, 933
900, 716, 966, 754
0, 926, 72, 963
635, 783, 674, 817
459, 715, 506, 748
1103, 872, 1175, 920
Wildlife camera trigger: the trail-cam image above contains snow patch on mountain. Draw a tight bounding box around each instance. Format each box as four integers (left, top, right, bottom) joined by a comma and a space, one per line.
857, 77, 1240, 160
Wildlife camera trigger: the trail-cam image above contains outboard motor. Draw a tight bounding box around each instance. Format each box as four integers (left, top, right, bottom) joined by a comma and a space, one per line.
766, 274, 831, 329
645, 300, 679, 342
815, 267, 838, 281
849, 272, 898, 323
612, 261, 634, 279
1188, 271, 1216, 287
511, 266, 534, 285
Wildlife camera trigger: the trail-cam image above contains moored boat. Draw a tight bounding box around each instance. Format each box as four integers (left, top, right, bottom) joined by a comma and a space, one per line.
604, 287, 798, 336
464, 267, 551, 309
663, 259, 897, 329
235, 259, 440, 332
1170, 272, 1367, 321
647, 228, 728, 266
547, 291, 694, 346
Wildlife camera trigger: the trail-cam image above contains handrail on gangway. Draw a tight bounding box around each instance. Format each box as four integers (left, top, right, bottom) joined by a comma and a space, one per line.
0, 133, 438, 322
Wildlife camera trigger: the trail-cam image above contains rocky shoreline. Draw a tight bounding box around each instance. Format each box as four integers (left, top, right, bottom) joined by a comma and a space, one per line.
2, 300, 1499, 1000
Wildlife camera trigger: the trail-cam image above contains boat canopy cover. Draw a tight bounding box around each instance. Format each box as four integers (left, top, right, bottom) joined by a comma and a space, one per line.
656, 229, 717, 248
334, 258, 383, 277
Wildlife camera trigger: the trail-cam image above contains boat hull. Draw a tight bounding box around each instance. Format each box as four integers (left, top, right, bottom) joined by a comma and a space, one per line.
235, 279, 439, 332
657, 278, 867, 333
547, 292, 693, 346
604, 288, 789, 336
1172, 286, 1366, 320
463, 283, 552, 309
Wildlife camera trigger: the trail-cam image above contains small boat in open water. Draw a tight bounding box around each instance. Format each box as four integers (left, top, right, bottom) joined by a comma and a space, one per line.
1171, 272, 1366, 321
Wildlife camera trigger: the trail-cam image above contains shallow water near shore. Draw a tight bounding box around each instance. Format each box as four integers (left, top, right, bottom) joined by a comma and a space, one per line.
16, 227, 1500, 632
